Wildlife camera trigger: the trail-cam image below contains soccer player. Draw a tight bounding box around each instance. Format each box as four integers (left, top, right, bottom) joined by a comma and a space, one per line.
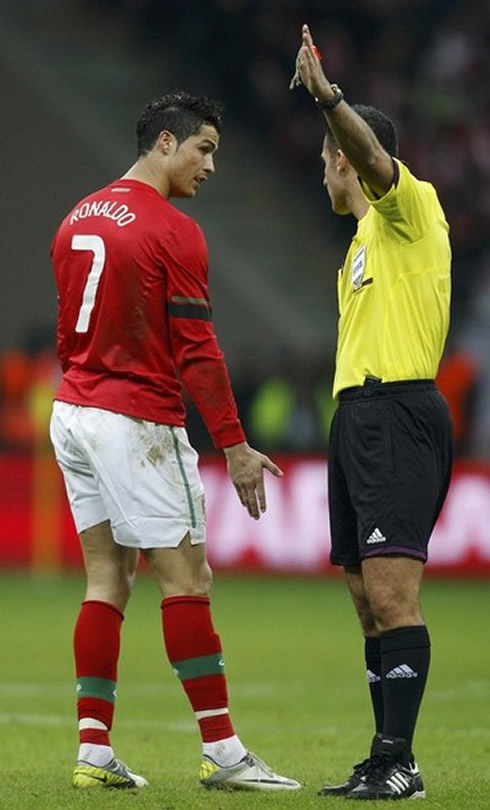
49, 92, 300, 793
291, 26, 452, 801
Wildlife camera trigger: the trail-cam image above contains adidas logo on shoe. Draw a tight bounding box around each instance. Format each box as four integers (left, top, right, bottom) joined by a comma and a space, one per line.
366, 528, 386, 544
385, 664, 418, 679
386, 764, 415, 794
366, 669, 381, 684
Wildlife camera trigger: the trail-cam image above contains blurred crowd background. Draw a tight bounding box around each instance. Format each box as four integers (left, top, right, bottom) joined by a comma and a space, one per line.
1, 0, 489, 460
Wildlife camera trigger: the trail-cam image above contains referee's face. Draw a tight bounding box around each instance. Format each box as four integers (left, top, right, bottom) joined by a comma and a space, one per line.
321, 137, 349, 215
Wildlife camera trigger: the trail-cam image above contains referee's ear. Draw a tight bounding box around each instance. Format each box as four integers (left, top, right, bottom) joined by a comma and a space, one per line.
336, 150, 349, 173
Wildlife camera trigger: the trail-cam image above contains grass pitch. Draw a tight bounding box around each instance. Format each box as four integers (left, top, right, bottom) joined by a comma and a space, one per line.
0, 572, 489, 809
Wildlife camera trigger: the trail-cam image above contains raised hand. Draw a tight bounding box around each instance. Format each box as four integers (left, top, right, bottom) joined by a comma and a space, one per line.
290, 24, 333, 103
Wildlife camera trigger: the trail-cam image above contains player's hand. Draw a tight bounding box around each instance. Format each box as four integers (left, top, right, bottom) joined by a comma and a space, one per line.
290, 24, 332, 103
223, 442, 283, 520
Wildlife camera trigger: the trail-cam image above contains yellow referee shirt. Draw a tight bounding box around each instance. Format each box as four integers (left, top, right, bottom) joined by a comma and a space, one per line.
333, 159, 451, 398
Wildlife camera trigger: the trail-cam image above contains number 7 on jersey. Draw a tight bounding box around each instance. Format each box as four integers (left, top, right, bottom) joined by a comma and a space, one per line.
72, 234, 106, 333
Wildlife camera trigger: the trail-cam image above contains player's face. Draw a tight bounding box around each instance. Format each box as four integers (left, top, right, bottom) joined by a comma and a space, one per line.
321, 137, 349, 215
168, 125, 219, 198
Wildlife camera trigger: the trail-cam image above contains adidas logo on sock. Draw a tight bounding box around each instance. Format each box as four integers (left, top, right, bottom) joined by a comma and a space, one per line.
385, 664, 418, 679
366, 527, 386, 544
367, 669, 381, 683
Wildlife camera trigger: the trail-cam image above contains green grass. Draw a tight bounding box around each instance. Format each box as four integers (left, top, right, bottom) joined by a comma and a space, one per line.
0, 572, 489, 809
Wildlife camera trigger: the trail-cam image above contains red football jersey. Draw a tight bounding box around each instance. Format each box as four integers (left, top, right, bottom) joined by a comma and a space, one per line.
51, 179, 245, 448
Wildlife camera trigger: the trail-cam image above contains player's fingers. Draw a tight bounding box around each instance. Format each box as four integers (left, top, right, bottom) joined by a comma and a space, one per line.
256, 478, 267, 513
235, 482, 259, 519
235, 484, 247, 507
262, 455, 284, 477
245, 486, 260, 519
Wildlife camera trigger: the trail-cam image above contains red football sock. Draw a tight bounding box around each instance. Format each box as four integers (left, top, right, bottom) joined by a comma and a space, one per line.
161, 595, 235, 742
74, 599, 123, 746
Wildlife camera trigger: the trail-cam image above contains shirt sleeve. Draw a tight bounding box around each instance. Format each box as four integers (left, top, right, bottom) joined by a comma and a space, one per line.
164, 218, 246, 449
360, 159, 432, 243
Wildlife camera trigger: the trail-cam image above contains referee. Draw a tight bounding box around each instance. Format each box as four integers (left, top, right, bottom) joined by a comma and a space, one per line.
292, 25, 452, 801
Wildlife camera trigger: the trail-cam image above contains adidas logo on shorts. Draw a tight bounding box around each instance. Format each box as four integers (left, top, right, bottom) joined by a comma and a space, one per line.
366, 527, 386, 544
385, 664, 418, 679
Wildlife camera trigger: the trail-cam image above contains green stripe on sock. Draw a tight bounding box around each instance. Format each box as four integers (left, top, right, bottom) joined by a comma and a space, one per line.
172, 653, 225, 680
76, 676, 117, 702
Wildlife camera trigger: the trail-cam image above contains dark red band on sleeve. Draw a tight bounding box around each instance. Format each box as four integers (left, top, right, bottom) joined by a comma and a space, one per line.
168, 302, 213, 321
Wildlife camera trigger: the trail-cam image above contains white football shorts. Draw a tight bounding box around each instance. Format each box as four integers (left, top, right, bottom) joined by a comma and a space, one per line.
50, 401, 206, 548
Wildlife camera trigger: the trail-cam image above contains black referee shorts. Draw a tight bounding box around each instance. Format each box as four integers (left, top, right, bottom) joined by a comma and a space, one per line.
328, 378, 453, 567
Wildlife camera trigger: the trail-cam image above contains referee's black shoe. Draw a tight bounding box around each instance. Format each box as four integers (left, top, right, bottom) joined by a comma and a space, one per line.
346, 736, 425, 800
318, 733, 383, 796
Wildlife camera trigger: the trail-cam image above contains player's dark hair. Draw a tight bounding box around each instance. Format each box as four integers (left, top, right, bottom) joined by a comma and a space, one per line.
326, 104, 399, 157
136, 91, 223, 155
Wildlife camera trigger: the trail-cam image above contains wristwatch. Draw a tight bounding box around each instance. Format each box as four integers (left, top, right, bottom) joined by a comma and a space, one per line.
316, 84, 344, 111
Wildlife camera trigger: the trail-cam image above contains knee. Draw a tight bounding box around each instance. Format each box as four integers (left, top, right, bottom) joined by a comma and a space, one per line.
161, 560, 213, 598
367, 588, 421, 633
191, 560, 213, 596
85, 567, 135, 612
86, 555, 137, 604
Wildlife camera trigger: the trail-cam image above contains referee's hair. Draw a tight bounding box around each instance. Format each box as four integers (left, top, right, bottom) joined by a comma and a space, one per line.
136, 91, 223, 156
326, 104, 399, 158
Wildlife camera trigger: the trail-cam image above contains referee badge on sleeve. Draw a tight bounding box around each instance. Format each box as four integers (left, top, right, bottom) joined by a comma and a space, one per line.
351, 245, 366, 289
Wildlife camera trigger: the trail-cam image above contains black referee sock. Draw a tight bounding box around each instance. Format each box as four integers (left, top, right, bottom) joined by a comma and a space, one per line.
365, 637, 384, 734
380, 625, 431, 751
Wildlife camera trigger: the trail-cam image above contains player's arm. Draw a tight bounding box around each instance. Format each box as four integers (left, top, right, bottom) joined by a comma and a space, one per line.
167, 228, 282, 519
170, 315, 282, 520
293, 24, 394, 197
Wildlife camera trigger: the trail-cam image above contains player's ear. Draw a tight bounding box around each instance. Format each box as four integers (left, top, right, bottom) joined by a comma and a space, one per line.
157, 130, 176, 155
